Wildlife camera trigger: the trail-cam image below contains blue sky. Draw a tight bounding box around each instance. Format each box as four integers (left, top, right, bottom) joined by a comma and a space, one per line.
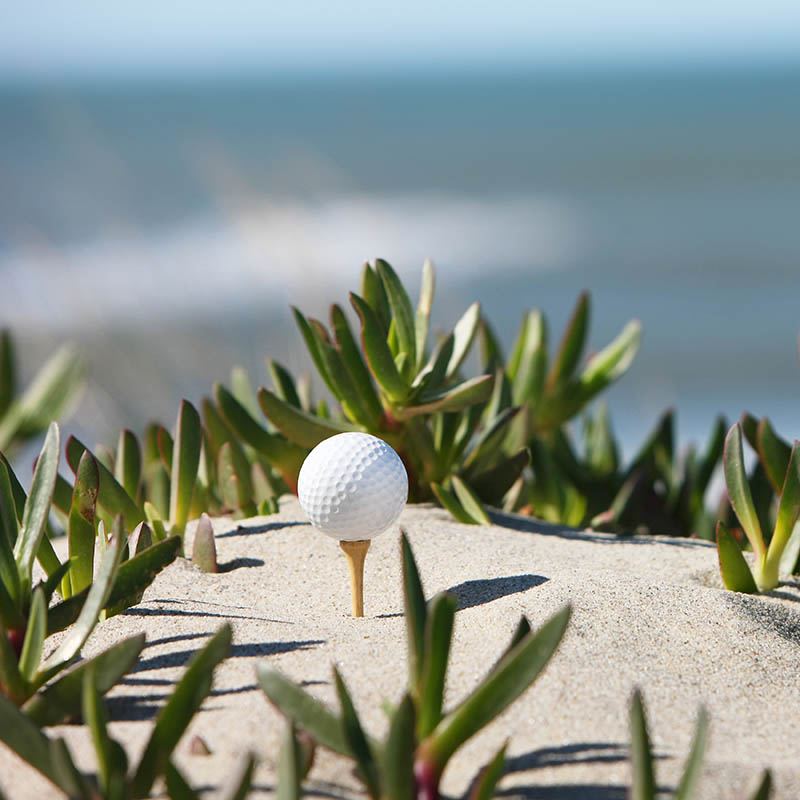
2, 1, 800, 78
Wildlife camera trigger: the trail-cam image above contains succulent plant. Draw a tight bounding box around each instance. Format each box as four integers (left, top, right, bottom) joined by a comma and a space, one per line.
0, 423, 180, 724
716, 422, 800, 593
258, 532, 571, 800
0, 625, 240, 799
215, 260, 529, 525
629, 688, 771, 799
0, 330, 84, 458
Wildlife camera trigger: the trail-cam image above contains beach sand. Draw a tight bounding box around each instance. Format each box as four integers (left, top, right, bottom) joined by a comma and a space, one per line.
2, 497, 799, 798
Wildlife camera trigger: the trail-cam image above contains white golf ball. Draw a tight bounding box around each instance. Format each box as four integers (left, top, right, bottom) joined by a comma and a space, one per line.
297, 432, 408, 541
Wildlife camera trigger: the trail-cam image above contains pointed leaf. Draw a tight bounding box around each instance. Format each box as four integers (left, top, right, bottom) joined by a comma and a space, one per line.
466, 741, 508, 800
66, 437, 144, 526
291, 307, 336, 396
0, 459, 21, 607
0, 626, 26, 703
463, 407, 520, 478
165, 762, 199, 800
411, 334, 454, 395
716, 522, 758, 594
400, 375, 493, 419
376, 259, 416, 377
510, 310, 548, 408
82, 665, 117, 793
768, 441, 800, 565
133, 625, 232, 798
0, 329, 15, 418
192, 514, 218, 573
479, 317, 504, 373
695, 415, 726, 496
277, 722, 302, 800
258, 388, 354, 449
422, 605, 571, 772
749, 771, 772, 800
170, 400, 202, 535
414, 259, 435, 370
674, 706, 709, 800
757, 418, 792, 494
417, 592, 456, 739
0, 694, 73, 791
231, 365, 260, 420
23, 634, 145, 726
431, 482, 484, 525
350, 293, 410, 402
451, 477, 491, 525
361, 262, 392, 332
14, 422, 59, 592
19, 586, 46, 682
446, 301, 481, 380
268, 359, 302, 409
382, 695, 416, 800
257, 664, 351, 756
546, 291, 589, 389
115, 429, 142, 501
39, 526, 124, 678
68, 451, 99, 596
331, 304, 384, 426
724, 424, 766, 559
629, 689, 656, 800
334, 668, 381, 798
401, 532, 427, 701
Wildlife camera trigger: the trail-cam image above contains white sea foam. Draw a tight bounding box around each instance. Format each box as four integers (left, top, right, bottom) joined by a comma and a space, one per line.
0, 192, 576, 329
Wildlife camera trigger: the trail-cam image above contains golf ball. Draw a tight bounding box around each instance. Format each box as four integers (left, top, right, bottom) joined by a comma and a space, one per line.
298, 432, 408, 541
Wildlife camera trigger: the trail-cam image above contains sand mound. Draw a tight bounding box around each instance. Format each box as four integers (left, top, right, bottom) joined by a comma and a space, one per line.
2, 498, 800, 799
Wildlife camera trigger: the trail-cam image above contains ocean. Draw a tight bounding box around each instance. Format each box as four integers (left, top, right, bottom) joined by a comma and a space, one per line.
1, 64, 799, 465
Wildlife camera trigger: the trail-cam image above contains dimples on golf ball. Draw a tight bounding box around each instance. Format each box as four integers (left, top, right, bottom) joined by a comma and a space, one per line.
298, 432, 408, 540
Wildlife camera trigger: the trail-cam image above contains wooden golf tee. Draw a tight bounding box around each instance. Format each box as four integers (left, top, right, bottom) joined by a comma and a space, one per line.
340, 539, 371, 617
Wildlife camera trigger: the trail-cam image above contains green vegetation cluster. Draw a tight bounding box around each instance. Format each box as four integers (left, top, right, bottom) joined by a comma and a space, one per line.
0, 258, 795, 797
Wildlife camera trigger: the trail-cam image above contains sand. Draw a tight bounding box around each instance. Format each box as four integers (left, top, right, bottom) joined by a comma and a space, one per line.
2, 497, 800, 799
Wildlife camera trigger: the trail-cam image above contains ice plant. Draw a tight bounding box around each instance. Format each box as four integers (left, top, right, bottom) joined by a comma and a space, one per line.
258, 532, 571, 800
716, 422, 800, 593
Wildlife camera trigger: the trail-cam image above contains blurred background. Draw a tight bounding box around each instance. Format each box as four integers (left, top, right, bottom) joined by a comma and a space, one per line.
2, 1, 800, 467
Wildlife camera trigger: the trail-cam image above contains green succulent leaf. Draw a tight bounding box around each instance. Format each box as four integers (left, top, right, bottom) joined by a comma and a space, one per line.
411, 334, 455, 396
39, 526, 124, 681
479, 317, 504, 373
0, 693, 75, 792
0, 346, 83, 453
132, 624, 232, 799
716, 521, 758, 594
674, 706, 709, 800
446, 301, 481, 380
421, 605, 571, 774
19, 586, 47, 683
463, 407, 520, 478
629, 689, 656, 800
401, 532, 427, 701
224, 753, 257, 800
509, 310, 548, 408
334, 667, 381, 798
277, 722, 303, 800
165, 762, 199, 800
258, 387, 355, 449
723, 423, 766, 559
414, 259, 435, 370
376, 259, 416, 379
451, 477, 491, 525
739, 412, 760, 450
331, 304, 384, 426
218, 441, 256, 517
257, 664, 351, 756
82, 665, 118, 794
192, 514, 218, 573
68, 451, 99, 596
230, 366, 261, 420
466, 741, 508, 800
546, 291, 589, 390
400, 374, 494, 419
757, 418, 792, 494
583, 404, 620, 477
268, 359, 303, 409
0, 575, 24, 630
361, 262, 392, 333
215, 383, 307, 490
417, 592, 457, 739
292, 307, 337, 396
66, 436, 144, 527
15, 422, 60, 594
749, 770, 772, 800
0, 459, 21, 609
350, 292, 410, 402
382, 694, 416, 800
768, 441, 800, 569
115, 429, 142, 502
694, 415, 727, 497
431, 482, 484, 525
169, 400, 202, 536
23, 634, 145, 727
0, 330, 14, 418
